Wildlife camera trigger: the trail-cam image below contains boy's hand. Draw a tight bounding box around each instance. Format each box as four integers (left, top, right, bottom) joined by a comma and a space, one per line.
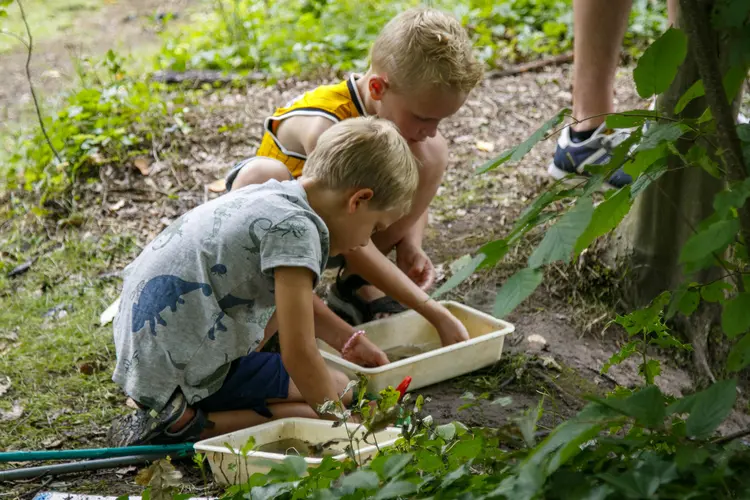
396, 242, 436, 291
342, 336, 390, 367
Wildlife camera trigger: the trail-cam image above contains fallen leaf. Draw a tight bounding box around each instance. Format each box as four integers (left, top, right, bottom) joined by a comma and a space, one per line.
134, 157, 151, 176
79, 363, 95, 375
109, 199, 126, 212
526, 334, 547, 346
0, 376, 10, 397
0, 403, 23, 421
42, 437, 65, 449
207, 178, 227, 193
116, 465, 137, 476
540, 356, 562, 371
476, 140, 495, 152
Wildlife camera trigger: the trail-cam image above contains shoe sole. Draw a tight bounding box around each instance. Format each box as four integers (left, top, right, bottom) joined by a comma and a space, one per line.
547, 161, 617, 191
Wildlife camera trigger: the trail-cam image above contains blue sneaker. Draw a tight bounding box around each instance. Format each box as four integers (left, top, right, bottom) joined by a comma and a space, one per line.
547, 123, 633, 189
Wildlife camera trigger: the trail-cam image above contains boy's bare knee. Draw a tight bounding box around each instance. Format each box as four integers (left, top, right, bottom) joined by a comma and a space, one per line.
231, 158, 291, 190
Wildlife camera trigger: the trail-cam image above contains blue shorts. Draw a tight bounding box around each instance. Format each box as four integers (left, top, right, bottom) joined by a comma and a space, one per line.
195, 352, 290, 418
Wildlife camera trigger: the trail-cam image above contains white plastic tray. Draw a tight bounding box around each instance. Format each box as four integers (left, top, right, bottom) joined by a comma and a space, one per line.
193, 417, 401, 486
318, 301, 514, 393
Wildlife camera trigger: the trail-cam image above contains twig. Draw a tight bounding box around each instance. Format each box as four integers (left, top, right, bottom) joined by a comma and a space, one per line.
16, 0, 62, 163
0, 29, 29, 49
713, 427, 750, 445
487, 53, 574, 79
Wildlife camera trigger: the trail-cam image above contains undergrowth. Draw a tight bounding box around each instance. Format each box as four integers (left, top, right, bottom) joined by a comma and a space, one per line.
156, 0, 667, 77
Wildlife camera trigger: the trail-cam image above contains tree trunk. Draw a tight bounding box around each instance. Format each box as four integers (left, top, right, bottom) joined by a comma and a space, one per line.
614, 0, 744, 382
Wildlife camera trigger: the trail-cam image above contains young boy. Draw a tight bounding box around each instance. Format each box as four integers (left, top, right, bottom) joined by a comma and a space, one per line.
108, 117, 419, 446
225, 7, 484, 332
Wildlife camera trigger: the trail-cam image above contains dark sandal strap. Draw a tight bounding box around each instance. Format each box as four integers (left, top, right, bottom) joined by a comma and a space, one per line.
365, 296, 407, 317
160, 407, 213, 443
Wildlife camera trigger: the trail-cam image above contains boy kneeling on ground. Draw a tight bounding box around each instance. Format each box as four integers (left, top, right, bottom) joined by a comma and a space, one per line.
108, 117, 419, 446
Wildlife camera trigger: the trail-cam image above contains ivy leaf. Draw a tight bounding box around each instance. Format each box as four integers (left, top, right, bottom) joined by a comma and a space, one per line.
605, 110, 659, 129
529, 197, 594, 268
679, 218, 740, 264
477, 239, 509, 270
374, 480, 419, 500
493, 267, 544, 318
727, 333, 750, 372
701, 281, 733, 303
575, 187, 632, 254
685, 379, 737, 438
633, 27, 688, 98
432, 254, 484, 299
722, 293, 750, 338
635, 123, 685, 152
476, 109, 569, 173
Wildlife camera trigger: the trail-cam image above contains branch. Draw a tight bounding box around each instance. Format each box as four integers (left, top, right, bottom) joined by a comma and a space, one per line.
0, 29, 29, 49
680, 0, 750, 290
16, 0, 62, 163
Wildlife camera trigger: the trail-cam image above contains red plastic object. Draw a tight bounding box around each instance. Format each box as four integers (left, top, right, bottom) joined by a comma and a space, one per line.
396, 376, 412, 399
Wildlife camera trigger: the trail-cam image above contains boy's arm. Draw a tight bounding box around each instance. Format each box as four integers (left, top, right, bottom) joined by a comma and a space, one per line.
275, 266, 342, 413
344, 242, 470, 346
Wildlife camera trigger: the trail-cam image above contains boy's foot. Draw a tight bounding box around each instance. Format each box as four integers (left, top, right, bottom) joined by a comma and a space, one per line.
107, 391, 210, 446
327, 272, 406, 326
547, 123, 633, 189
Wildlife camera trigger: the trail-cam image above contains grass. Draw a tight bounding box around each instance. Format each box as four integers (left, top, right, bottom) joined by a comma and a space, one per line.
0, 0, 100, 53
0, 211, 135, 453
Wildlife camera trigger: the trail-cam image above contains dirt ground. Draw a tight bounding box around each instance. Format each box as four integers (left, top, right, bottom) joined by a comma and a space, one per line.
3, 4, 750, 497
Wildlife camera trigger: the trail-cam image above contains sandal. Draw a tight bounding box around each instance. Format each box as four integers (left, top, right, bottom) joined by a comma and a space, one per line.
327, 270, 407, 326
107, 391, 211, 446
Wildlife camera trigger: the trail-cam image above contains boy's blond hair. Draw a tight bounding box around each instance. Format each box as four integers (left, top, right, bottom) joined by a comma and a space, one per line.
303, 117, 419, 214
370, 7, 484, 94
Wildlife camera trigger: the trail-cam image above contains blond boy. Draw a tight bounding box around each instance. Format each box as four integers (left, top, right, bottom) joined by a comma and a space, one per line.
226, 7, 483, 338
108, 118, 419, 446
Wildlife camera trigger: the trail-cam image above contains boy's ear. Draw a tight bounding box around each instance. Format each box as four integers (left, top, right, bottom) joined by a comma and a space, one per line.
348, 188, 374, 213
368, 75, 388, 101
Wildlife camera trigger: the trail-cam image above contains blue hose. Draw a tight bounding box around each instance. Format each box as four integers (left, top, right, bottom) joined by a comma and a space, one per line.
0, 443, 194, 462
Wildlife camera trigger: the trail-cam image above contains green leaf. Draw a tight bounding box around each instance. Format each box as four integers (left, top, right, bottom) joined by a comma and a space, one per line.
605, 110, 659, 129
432, 254, 484, 299
666, 393, 697, 415
722, 293, 750, 338
639, 359, 661, 384
477, 109, 569, 173
0, 0, 12, 6
623, 145, 668, 178
529, 197, 594, 268
493, 267, 544, 318
451, 437, 483, 459
667, 283, 698, 319
728, 333, 750, 372
679, 218, 740, 263
685, 379, 737, 438
677, 288, 700, 317
631, 165, 667, 202
590, 385, 666, 428
575, 187, 632, 254
633, 27, 688, 98
713, 0, 750, 29
701, 281, 733, 303
374, 480, 418, 500
635, 123, 685, 152
615, 291, 671, 335
714, 178, 750, 217
382, 454, 413, 479
340, 470, 380, 491
602, 340, 639, 373
283, 455, 308, 478
674, 79, 705, 114
477, 239, 509, 269
436, 423, 456, 441
440, 463, 471, 489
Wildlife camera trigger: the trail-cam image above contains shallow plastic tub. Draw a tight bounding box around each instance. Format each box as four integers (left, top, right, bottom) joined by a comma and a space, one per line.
318, 301, 514, 393
193, 417, 401, 486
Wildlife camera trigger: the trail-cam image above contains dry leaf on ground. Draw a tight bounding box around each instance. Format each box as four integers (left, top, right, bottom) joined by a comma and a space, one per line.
134, 157, 151, 176
0, 403, 23, 421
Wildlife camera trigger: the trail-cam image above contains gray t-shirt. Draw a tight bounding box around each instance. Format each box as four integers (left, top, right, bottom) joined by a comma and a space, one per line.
112, 180, 329, 410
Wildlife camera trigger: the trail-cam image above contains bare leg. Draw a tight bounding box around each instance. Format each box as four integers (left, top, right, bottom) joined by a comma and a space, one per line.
572, 0, 633, 131
200, 403, 319, 438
